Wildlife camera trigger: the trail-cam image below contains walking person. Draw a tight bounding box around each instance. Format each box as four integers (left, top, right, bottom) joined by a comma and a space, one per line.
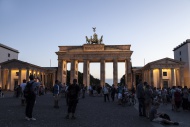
137, 79, 146, 117
24, 75, 39, 121
20, 79, 27, 106
65, 79, 80, 119
53, 80, 60, 109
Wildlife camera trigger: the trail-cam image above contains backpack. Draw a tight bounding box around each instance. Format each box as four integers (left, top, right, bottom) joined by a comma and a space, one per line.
23, 82, 35, 98
68, 85, 79, 98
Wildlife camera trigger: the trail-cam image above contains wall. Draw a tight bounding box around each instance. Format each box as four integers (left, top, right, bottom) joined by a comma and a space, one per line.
174, 43, 190, 86
0, 47, 18, 63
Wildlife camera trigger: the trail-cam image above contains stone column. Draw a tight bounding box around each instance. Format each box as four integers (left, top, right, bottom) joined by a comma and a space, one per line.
30, 70, 33, 76
83, 60, 90, 87
0, 66, 2, 88
113, 59, 118, 87
52, 73, 56, 87
133, 72, 136, 87
2, 69, 5, 89
180, 67, 184, 87
8, 69, 12, 90
142, 70, 144, 81
171, 68, 175, 87
159, 68, 162, 88
125, 59, 128, 87
18, 69, 22, 85
26, 69, 29, 82
62, 60, 67, 84
70, 60, 78, 84
41, 72, 44, 85
150, 69, 154, 86
45, 74, 48, 86
176, 69, 180, 86
100, 59, 105, 87
57, 60, 63, 83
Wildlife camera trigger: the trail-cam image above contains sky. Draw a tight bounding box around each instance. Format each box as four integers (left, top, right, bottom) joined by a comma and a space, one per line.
0, 0, 190, 83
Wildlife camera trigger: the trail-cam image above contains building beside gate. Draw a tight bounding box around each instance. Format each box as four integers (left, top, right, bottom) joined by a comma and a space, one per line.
0, 43, 19, 63
173, 39, 190, 87
133, 58, 185, 88
0, 59, 57, 91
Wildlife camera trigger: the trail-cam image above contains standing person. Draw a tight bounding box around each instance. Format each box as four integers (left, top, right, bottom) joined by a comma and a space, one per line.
171, 86, 176, 111
174, 88, 182, 112
24, 75, 38, 121
53, 80, 60, 109
137, 79, 146, 117
65, 79, 80, 119
103, 85, 110, 102
111, 85, 116, 102
20, 79, 27, 106
117, 85, 123, 105
182, 86, 189, 110
144, 84, 152, 118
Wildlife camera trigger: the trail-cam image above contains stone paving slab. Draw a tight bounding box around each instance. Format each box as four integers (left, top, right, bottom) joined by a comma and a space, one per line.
0, 92, 154, 127
134, 100, 190, 127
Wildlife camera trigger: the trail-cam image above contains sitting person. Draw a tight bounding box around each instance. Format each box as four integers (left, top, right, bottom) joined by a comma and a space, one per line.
149, 102, 179, 125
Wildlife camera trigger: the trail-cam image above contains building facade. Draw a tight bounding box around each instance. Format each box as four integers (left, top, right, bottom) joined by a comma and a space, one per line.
0, 43, 19, 63
0, 59, 57, 91
173, 39, 190, 87
56, 44, 133, 89
133, 58, 185, 88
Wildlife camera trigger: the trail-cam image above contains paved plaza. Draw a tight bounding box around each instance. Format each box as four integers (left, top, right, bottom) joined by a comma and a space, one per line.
0, 92, 190, 127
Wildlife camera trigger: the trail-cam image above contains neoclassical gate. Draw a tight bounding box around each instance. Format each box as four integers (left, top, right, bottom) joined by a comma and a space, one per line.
56, 30, 133, 88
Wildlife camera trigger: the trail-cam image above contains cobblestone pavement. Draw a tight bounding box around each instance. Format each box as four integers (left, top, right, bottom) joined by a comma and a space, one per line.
134, 100, 190, 127
1, 92, 190, 127
0, 92, 154, 127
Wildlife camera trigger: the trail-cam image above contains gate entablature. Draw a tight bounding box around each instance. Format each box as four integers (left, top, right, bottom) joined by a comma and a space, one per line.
56, 44, 132, 62
56, 28, 133, 89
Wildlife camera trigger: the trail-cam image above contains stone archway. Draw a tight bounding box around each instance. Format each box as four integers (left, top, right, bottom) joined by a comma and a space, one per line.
56, 44, 133, 89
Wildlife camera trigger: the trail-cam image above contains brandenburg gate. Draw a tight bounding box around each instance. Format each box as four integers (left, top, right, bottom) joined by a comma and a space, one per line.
56, 28, 133, 88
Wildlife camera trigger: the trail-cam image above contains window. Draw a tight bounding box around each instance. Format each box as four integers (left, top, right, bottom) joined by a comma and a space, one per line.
8, 53, 10, 57
16, 72, 19, 76
163, 72, 167, 76
179, 51, 181, 55
180, 58, 182, 61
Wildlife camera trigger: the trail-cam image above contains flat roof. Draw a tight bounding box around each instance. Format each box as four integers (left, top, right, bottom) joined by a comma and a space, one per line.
173, 39, 190, 51
0, 43, 19, 53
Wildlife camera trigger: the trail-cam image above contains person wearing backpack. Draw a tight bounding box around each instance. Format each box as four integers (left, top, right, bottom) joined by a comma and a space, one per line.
24, 75, 39, 121
103, 85, 110, 102
65, 79, 80, 119
20, 79, 27, 106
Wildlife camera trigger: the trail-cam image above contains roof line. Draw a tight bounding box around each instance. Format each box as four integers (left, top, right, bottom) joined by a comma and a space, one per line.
0, 43, 19, 53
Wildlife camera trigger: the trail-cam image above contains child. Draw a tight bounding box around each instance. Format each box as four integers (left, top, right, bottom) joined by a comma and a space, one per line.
149, 102, 179, 125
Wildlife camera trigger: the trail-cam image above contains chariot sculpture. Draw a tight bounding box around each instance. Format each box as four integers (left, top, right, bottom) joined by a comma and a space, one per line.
85, 27, 103, 44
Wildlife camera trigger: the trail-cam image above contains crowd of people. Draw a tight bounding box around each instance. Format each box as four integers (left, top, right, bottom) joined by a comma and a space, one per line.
136, 79, 190, 125
1, 75, 190, 125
